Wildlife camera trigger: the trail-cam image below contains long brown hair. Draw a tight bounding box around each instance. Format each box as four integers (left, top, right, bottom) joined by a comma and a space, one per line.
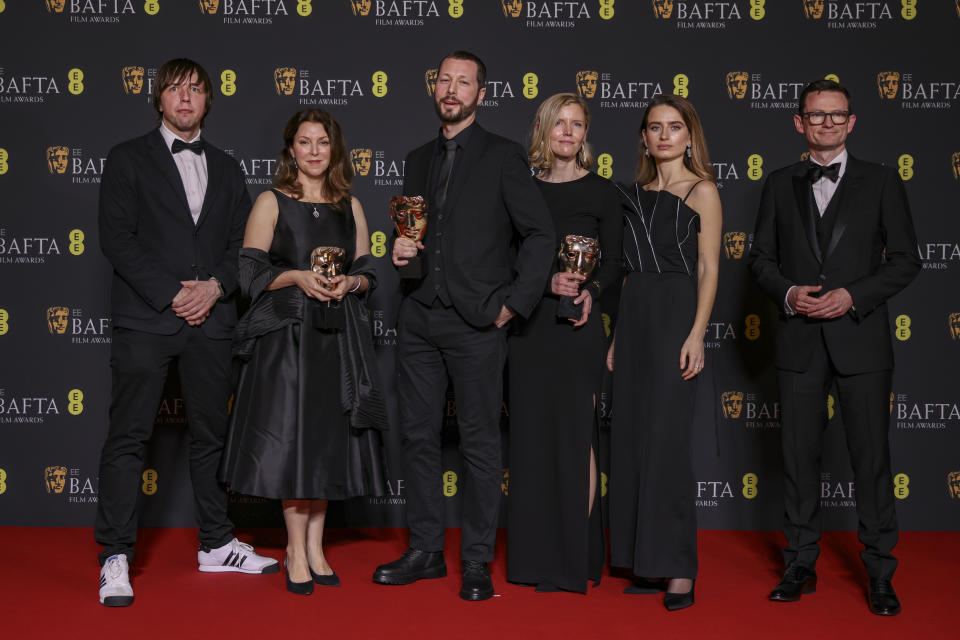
274, 109, 353, 210
527, 93, 594, 171
635, 94, 715, 186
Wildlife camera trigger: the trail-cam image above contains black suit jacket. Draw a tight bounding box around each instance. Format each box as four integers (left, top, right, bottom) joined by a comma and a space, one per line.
98, 129, 251, 339
402, 124, 555, 327
749, 155, 921, 375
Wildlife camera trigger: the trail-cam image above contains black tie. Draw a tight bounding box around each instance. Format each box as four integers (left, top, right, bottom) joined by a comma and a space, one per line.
436, 138, 457, 208
172, 139, 205, 155
807, 162, 840, 183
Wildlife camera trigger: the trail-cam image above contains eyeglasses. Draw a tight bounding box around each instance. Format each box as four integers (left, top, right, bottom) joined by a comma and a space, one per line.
802, 111, 850, 125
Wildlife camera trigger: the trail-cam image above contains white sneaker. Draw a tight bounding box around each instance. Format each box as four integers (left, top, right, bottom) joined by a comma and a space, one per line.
99, 554, 134, 607
198, 538, 280, 574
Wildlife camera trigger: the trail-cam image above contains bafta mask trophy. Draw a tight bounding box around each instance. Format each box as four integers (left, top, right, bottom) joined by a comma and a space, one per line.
310, 246, 347, 329
556, 234, 600, 320
390, 195, 429, 279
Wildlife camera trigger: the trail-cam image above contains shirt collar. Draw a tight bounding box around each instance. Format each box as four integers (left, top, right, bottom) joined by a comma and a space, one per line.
159, 123, 202, 152
437, 121, 476, 152
810, 148, 848, 178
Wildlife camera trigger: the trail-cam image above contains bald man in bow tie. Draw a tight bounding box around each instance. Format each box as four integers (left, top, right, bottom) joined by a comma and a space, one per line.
749, 79, 920, 616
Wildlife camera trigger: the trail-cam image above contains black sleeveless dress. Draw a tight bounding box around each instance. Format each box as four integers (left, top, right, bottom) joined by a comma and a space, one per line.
220, 190, 386, 500
609, 182, 702, 579
507, 172, 622, 593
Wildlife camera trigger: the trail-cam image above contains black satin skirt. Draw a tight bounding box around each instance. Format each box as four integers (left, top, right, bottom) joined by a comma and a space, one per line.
220, 318, 387, 501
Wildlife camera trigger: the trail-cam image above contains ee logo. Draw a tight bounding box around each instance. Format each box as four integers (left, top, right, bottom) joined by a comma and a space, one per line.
442, 470, 458, 497
597, 153, 613, 179
898, 154, 914, 181
220, 70, 237, 96
68, 229, 85, 256
827, 394, 835, 420
599, 0, 613, 19
370, 231, 387, 258
673, 74, 689, 98
0, 1, 6, 12
142, 469, 158, 495
900, 0, 916, 20
824, 73, 840, 83
744, 314, 760, 341
749, 0, 764, 20
0, 468, 6, 495
372, 71, 388, 98
448, 0, 463, 18
894, 314, 911, 341
68, 68, 84, 95
893, 473, 909, 499
68, 389, 84, 416
747, 154, 763, 180
601, 471, 608, 497
297, 0, 312, 16
143, 0, 159, 15
522, 73, 539, 100
742, 473, 758, 499
0, 309, 9, 335
601, 312, 612, 338
0, 148, 8, 175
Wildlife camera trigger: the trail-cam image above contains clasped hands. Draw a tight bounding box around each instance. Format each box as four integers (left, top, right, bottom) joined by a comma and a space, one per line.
552, 271, 592, 327
788, 285, 853, 319
172, 279, 220, 326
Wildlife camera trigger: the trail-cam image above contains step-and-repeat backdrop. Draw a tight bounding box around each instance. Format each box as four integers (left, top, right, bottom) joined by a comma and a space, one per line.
1, 1, 958, 532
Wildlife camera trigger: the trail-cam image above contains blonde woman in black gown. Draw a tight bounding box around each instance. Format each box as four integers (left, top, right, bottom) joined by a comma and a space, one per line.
221, 110, 387, 595
607, 94, 721, 610
507, 93, 622, 593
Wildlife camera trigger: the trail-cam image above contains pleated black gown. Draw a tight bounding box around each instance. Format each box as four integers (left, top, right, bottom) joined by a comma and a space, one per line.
220, 190, 386, 500
609, 182, 702, 580
507, 172, 622, 593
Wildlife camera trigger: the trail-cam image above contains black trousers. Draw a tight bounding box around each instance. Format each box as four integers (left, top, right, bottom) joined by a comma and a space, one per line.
397, 298, 507, 563
777, 329, 898, 580
94, 326, 235, 565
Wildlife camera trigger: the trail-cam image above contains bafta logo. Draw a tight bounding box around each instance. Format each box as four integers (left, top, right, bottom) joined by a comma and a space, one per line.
723, 232, 746, 259
575, 70, 599, 99
501, 0, 522, 17
46, 146, 69, 175
198, 0, 219, 13
949, 312, 960, 341
952, 152, 960, 180
121, 66, 145, 95
802, 0, 824, 19
721, 391, 744, 419
46, 306, 69, 335
350, 0, 371, 16
350, 148, 372, 176
726, 71, 748, 100
800, 151, 811, 162
949, 471, 960, 499
44, 466, 67, 494
877, 71, 900, 99
652, 0, 674, 19
45, 0, 66, 12
274, 67, 297, 96
424, 68, 438, 97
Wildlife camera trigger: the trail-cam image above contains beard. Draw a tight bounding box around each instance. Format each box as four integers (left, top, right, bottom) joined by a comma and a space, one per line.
434, 94, 479, 124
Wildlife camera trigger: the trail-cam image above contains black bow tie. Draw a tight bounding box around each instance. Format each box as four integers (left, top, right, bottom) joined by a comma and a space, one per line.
807, 162, 840, 183
172, 139, 205, 155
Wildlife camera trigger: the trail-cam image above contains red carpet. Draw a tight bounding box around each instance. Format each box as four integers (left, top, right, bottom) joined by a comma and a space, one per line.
3, 528, 955, 639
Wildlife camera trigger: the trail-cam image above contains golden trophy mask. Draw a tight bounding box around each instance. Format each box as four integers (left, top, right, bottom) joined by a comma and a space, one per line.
390, 195, 429, 279
556, 234, 600, 319
311, 246, 346, 290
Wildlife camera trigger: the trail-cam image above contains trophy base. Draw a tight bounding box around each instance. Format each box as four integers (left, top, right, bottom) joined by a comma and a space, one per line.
556, 295, 581, 321
398, 255, 424, 280
310, 301, 345, 330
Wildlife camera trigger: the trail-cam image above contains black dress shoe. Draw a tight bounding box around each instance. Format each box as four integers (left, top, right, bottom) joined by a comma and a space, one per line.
373, 548, 446, 585
284, 559, 314, 596
663, 580, 695, 611
460, 560, 494, 601
310, 566, 341, 587
868, 579, 901, 616
769, 564, 817, 602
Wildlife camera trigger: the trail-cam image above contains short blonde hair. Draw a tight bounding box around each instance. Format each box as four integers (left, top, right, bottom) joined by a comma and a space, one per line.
528, 93, 594, 171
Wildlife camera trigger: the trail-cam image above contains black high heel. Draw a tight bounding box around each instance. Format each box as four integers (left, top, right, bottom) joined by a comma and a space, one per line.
310, 565, 341, 587
663, 579, 695, 611
284, 558, 314, 595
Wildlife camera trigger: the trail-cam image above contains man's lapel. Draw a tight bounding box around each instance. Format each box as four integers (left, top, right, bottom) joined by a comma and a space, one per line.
791, 168, 823, 264
147, 130, 191, 218
822, 156, 864, 263
195, 144, 222, 228
441, 125, 485, 215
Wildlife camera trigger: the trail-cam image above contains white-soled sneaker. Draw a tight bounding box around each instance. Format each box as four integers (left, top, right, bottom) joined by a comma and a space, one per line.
99, 554, 134, 607
198, 538, 280, 574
